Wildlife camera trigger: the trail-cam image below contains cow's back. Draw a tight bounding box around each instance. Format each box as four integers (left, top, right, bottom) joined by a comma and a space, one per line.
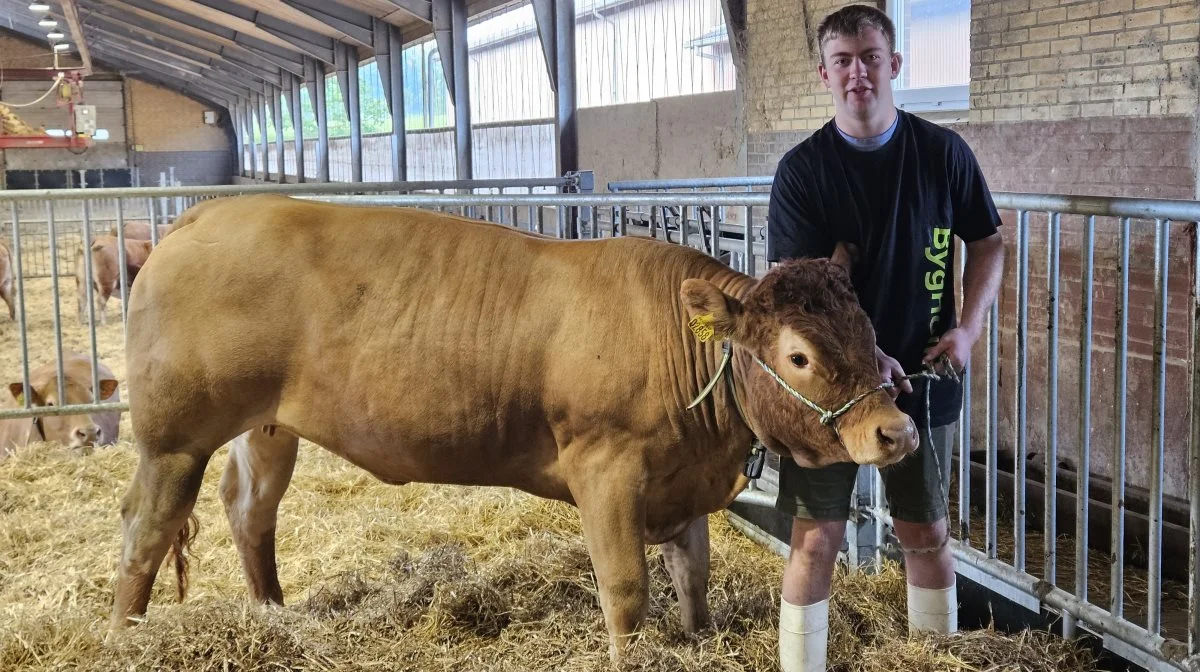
127, 195, 746, 507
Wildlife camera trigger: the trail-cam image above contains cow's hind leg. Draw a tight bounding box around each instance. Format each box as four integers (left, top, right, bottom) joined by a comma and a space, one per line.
219, 425, 298, 605
660, 515, 710, 633
110, 446, 213, 629
570, 458, 649, 663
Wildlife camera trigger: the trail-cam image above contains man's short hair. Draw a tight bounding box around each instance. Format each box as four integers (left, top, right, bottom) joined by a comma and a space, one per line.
816, 4, 897, 63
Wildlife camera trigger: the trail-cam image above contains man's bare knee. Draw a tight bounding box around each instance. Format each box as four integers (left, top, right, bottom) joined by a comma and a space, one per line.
790, 518, 844, 558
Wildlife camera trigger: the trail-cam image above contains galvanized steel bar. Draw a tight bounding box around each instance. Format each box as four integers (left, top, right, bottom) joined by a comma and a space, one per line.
0, 401, 130, 420
82, 201, 102, 405
708, 207, 719, 259
987, 301, 999, 559
1112, 216, 1131, 619
1148, 218, 1169, 635
45, 201, 66, 406
1045, 211, 1060, 586
744, 207, 755, 276
1190, 219, 1200, 657
1073, 214, 1095, 639
607, 176, 774, 191
619, 206, 628, 237
959, 239, 972, 547
10, 203, 31, 410
1015, 209, 1029, 572
116, 199, 130, 336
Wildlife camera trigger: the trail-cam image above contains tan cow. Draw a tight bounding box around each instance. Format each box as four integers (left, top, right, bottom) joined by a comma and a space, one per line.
109, 220, 172, 242
0, 240, 14, 321
74, 235, 154, 325
1, 352, 121, 458
109, 195, 917, 661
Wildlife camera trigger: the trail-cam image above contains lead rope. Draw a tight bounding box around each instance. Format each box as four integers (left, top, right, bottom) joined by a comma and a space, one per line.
892, 353, 959, 555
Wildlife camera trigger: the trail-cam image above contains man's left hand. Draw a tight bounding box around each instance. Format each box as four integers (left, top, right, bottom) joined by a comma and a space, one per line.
922, 326, 979, 375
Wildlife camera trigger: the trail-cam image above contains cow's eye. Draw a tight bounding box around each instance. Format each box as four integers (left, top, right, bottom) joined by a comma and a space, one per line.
790, 354, 809, 369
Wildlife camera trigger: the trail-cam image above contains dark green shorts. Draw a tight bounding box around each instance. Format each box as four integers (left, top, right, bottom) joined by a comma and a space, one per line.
774, 423, 956, 524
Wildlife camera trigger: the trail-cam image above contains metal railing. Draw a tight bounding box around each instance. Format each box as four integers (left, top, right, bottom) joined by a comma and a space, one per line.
2, 178, 1198, 671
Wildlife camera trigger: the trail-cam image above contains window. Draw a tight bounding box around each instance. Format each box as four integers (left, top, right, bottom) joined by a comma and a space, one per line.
887, 0, 970, 112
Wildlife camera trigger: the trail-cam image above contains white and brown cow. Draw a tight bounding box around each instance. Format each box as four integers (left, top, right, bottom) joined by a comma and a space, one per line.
74, 235, 154, 325
1, 352, 121, 458
109, 194, 918, 661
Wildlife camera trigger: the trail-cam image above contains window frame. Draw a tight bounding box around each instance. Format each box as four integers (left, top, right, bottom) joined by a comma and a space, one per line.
885, 0, 970, 113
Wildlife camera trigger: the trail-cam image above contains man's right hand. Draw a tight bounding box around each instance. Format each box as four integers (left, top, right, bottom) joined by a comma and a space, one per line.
876, 346, 912, 398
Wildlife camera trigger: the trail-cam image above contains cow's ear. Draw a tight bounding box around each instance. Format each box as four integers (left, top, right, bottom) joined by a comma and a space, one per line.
8, 383, 45, 407
680, 279, 745, 343
829, 241, 859, 275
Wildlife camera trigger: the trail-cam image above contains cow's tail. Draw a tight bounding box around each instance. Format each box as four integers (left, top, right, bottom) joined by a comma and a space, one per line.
168, 512, 201, 602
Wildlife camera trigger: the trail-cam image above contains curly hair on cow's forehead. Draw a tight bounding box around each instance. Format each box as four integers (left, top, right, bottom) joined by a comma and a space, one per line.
741, 258, 874, 347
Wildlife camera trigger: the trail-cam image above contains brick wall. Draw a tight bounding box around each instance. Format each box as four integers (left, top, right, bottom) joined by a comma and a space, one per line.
968, 0, 1199, 123
126, 79, 228, 153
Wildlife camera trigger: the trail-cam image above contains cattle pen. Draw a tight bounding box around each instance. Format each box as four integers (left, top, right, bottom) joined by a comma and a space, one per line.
0, 178, 1197, 672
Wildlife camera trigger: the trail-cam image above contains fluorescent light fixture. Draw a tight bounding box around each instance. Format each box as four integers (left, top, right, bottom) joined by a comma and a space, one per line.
38, 18, 57, 27
46, 31, 64, 39
52, 42, 69, 51
29, 3, 51, 11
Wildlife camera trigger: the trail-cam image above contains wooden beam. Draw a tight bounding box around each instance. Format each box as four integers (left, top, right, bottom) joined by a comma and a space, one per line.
124, 0, 306, 54
224, 0, 369, 46
334, 0, 431, 23
61, 0, 94, 75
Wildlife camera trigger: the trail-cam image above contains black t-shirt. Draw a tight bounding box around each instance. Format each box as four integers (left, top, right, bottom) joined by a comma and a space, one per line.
766, 110, 1002, 427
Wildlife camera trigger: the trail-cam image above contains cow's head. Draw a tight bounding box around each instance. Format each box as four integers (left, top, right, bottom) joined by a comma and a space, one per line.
8, 376, 118, 452
680, 252, 918, 468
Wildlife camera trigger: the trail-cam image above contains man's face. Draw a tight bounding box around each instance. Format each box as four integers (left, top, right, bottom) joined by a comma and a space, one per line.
818, 26, 902, 120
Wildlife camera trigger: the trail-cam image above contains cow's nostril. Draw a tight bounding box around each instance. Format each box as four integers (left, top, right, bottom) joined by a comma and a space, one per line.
877, 425, 897, 447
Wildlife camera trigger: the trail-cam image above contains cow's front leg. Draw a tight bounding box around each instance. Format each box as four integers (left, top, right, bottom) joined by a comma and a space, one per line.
660, 515, 710, 633
571, 461, 649, 663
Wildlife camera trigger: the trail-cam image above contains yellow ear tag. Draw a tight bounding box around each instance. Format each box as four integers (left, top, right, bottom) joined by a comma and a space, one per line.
688, 313, 717, 343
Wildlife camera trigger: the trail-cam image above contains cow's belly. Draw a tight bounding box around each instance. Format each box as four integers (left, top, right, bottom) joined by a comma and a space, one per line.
276, 403, 572, 502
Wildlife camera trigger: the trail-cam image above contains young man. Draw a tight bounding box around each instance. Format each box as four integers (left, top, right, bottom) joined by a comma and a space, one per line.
766, 5, 1006, 671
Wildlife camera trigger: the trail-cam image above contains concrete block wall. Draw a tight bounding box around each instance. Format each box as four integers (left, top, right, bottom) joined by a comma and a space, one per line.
126, 79, 234, 186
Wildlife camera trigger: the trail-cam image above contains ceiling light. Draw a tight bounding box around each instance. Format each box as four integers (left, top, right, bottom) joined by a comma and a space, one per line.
38, 18, 57, 27
29, 3, 50, 11
52, 42, 69, 51
46, 31, 63, 39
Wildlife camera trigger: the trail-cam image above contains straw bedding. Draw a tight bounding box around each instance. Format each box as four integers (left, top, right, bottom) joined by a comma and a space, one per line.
0, 275, 1099, 671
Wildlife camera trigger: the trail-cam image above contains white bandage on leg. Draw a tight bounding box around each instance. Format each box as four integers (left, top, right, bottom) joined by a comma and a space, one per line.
779, 596, 829, 672
906, 582, 958, 634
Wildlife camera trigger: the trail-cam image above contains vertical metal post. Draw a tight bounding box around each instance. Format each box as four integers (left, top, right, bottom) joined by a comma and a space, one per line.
744, 206, 755, 277
450, 0, 472, 181
10, 204, 31, 408
959, 239, 972, 547
1148, 218, 1169, 635
709, 207, 720, 259
1065, 215, 1095, 640
259, 93, 270, 181
116, 199, 130, 334
1111, 216, 1130, 619
291, 75, 305, 183
81, 201, 101, 403
987, 301, 999, 558
389, 23, 406, 181
1045, 211, 1060, 587
555, 0, 578, 177
45, 202, 65, 406
1015, 210, 1029, 572
346, 44, 362, 183
272, 86, 285, 183
314, 60, 330, 182
1189, 219, 1200, 657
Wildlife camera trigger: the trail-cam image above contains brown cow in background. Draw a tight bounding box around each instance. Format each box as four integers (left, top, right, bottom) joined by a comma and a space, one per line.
110, 220, 172, 242
0, 352, 121, 459
74, 235, 154, 325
